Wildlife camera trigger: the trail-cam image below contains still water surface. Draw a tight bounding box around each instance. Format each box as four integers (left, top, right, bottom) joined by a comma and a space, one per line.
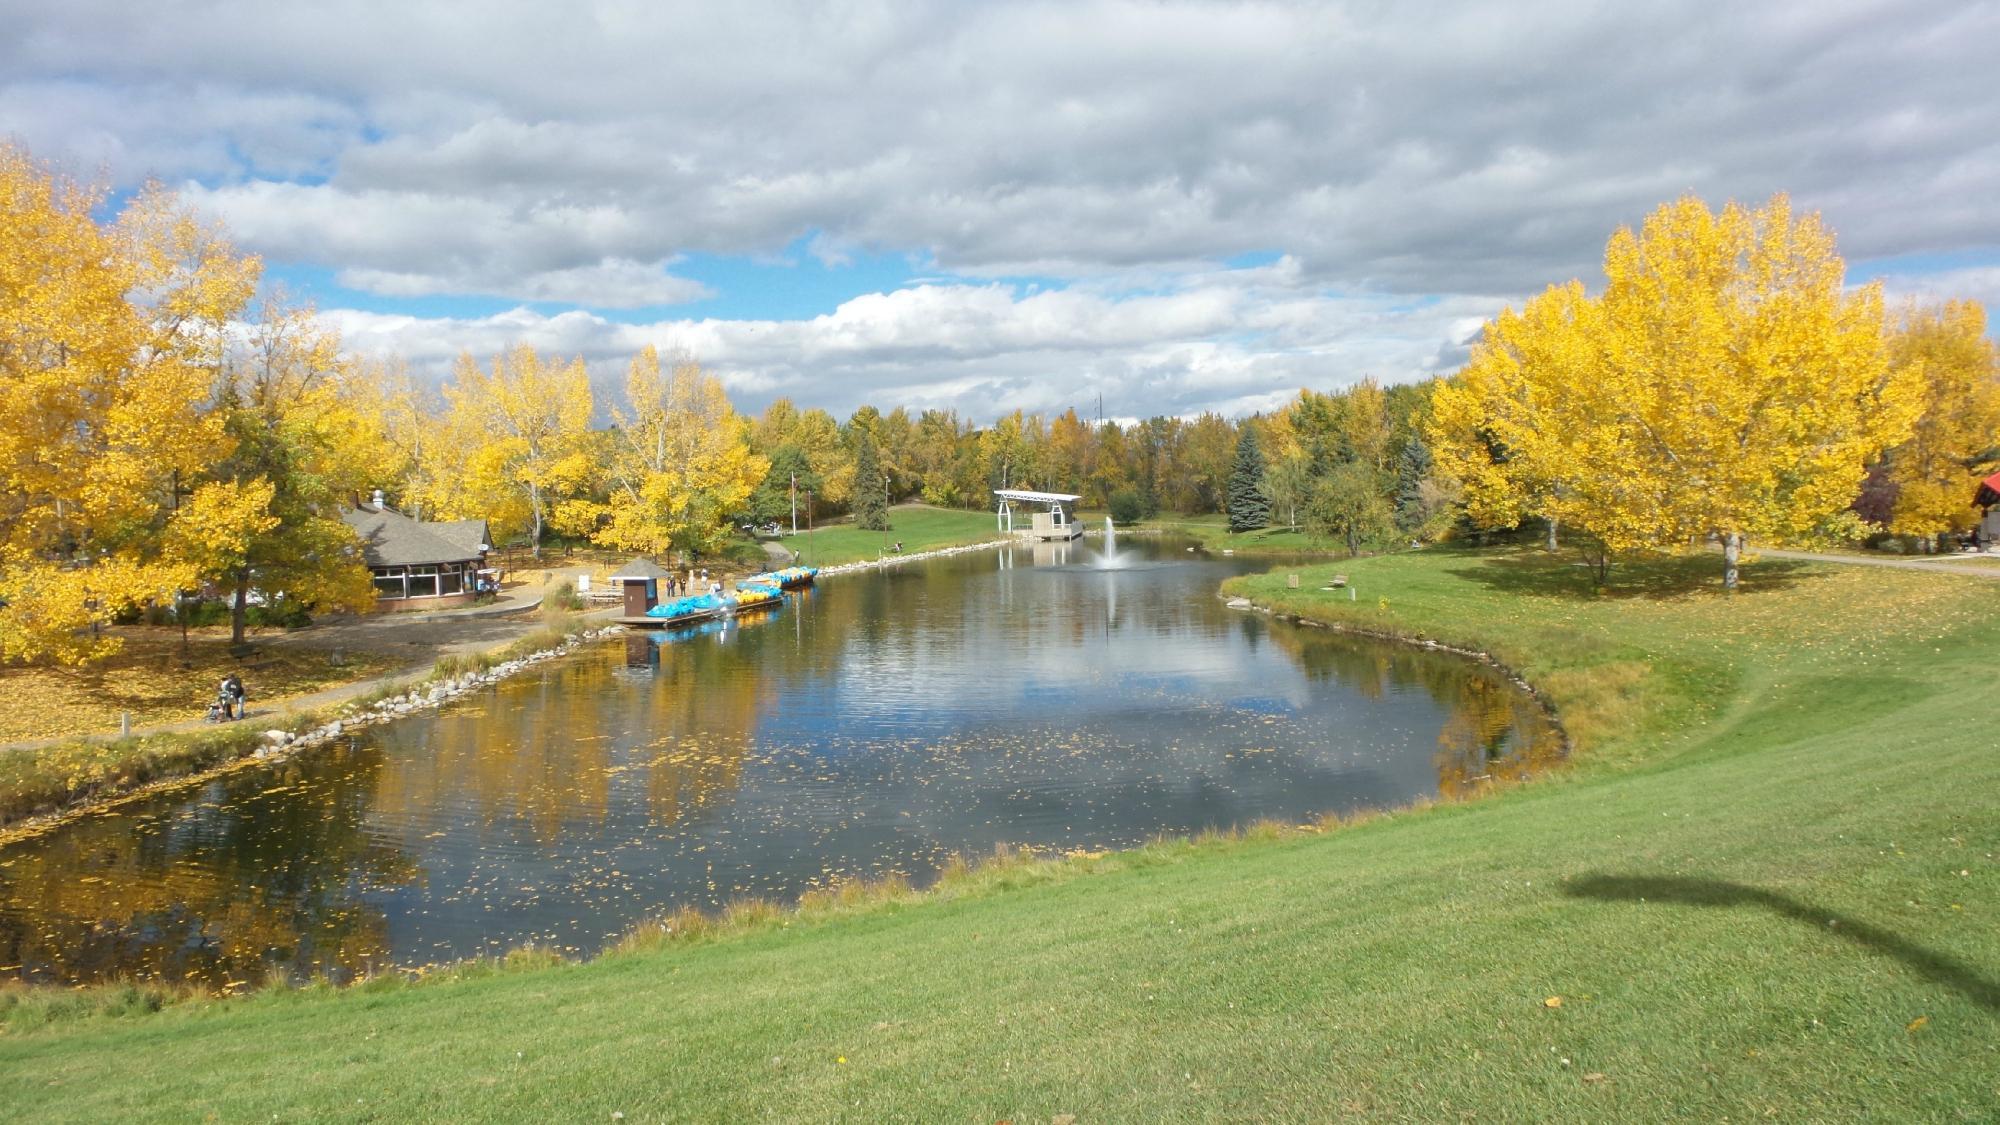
0, 536, 1558, 985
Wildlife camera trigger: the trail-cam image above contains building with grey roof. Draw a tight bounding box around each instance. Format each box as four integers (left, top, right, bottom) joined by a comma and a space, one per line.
341, 491, 491, 609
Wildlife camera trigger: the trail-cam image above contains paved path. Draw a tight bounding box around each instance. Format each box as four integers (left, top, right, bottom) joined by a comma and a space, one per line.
1748, 546, 2000, 578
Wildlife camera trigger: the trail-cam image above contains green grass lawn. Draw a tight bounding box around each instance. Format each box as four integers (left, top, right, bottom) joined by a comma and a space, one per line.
1143, 511, 1345, 554
4, 547, 1997, 1120
781, 503, 1007, 567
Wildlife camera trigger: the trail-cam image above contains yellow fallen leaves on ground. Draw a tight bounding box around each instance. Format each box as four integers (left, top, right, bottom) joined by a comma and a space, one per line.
0, 628, 401, 743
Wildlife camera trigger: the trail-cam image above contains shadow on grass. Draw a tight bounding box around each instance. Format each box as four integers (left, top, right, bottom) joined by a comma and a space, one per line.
1567, 874, 2000, 1012
1446, 550, 1816, 601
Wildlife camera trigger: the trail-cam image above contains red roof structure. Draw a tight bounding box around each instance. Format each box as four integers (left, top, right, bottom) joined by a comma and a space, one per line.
1976, 471, 2000, 509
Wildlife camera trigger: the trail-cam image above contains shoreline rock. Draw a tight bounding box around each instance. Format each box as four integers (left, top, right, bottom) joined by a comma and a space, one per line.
817, 538, 1013, 576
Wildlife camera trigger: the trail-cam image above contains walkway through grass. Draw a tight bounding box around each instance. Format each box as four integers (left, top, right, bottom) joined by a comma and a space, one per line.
3, 548, 1995, 1120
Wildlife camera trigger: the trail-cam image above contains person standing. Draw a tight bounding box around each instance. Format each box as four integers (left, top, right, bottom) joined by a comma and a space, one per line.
223, 674, 246, 721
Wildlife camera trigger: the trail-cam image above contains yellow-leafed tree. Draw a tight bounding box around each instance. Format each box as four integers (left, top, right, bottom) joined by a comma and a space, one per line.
1432, 193, 1922, 588
430, 345, 595, 557
1880, 300, 2000, 544
0, 144, 259, 663
594, 347, 767, 557
198, 301, 382, 643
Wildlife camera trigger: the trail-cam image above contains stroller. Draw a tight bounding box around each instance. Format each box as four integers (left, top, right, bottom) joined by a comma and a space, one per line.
208, 674, 245, 722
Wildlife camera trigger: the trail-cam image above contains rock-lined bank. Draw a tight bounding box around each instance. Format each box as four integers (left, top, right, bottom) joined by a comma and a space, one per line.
817, 538, 1012, 576
246, 625, 626, 765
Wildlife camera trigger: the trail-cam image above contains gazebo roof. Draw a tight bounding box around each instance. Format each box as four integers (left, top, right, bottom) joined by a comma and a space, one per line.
608, 558, 673, 581
993, 489, 1082, 504
341, 504, 489, 568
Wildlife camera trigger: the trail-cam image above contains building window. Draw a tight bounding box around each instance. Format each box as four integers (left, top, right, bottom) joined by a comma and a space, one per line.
373, 568, 407, 599
440, 564, 463, 596
408, 564, 439, 598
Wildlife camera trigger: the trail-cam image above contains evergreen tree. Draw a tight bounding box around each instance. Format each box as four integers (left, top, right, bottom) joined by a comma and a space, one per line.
1227, 427, 1269, 532
854, 430, 890, 531
1394, 434, 1434, 535
748, 445, 819, 527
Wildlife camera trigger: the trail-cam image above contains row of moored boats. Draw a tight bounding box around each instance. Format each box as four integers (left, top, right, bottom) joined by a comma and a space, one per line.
639, 565, 818, 626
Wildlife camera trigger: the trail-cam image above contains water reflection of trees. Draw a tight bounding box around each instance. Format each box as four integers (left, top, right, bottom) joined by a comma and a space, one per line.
0, 745, 415, 987
1265, 627, 1564, 799
369, 617, 781, 841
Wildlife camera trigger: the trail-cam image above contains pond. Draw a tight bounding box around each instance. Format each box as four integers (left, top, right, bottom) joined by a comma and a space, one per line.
0, 535, 1560, 987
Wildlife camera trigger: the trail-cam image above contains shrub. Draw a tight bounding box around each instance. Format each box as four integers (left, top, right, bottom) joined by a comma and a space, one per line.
1108, 489, 1146, 526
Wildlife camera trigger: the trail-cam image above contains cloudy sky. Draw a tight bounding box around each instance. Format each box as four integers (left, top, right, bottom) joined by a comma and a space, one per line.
5, 0, 1997, 421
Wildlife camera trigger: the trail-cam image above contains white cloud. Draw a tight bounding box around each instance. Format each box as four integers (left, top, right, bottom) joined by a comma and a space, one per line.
318, 269, 1505, 421
6, 0, 1995, 420
4, 0, 1995, 308
1877, 266, 2000, 318
337, 260, 709, 308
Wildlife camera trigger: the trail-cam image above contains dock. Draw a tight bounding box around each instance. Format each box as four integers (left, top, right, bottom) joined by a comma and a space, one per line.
615, 608, 727, 629
616, 592, 785, 630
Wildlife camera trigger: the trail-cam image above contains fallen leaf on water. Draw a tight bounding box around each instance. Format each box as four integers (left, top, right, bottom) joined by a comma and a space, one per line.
1543, 996, 1563, 1009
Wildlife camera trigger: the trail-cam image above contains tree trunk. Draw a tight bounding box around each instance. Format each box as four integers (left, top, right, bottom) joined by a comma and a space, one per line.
528, 483, 544, 560
1723, 532, 1741, 592
231, 569, 251, 646
1545, 516, 1559, 551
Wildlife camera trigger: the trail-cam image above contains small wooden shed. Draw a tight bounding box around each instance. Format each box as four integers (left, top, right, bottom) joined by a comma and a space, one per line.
608, 558, 674, 617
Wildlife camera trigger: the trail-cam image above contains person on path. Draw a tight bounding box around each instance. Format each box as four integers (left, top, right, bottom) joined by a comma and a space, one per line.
223, 674, 246, 721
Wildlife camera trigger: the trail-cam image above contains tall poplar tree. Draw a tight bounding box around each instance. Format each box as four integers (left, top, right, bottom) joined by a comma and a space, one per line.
0, 145, 263, 663
1432, 193, 1922, 588
1881, 300, 2000, 546
431, 345, 595, 557
202, 302, 381, 644
595, 347, 767, 558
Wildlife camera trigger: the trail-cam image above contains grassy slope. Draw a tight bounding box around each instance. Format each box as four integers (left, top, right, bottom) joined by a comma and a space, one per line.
4, 548, 1997, 1121
1145, 511, 1338, 554
785, 503, 1006, 567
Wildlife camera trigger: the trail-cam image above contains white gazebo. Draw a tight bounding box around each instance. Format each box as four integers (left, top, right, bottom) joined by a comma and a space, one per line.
994, 489, 1084, 541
